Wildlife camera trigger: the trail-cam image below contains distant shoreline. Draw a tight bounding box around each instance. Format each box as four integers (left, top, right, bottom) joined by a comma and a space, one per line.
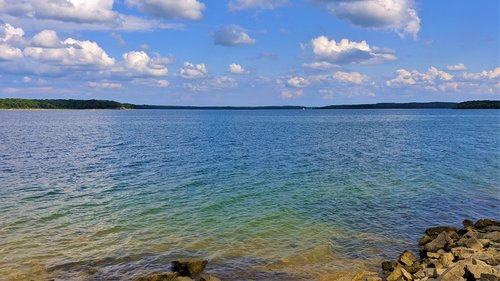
0, 99, 499, 110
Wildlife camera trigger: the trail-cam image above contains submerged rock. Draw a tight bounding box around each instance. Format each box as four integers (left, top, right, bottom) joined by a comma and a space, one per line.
171, 258, 208, 277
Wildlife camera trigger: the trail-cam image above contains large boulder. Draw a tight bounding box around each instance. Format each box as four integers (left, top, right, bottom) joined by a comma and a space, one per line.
171, 258, 208, 277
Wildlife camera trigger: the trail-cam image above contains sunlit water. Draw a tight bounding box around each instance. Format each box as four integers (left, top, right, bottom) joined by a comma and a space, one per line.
1, 109, 499, 280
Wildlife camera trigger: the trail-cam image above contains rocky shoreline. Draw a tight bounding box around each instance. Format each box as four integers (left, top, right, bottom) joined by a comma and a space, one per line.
134, 258, 220, 281
376, 218, 500, 281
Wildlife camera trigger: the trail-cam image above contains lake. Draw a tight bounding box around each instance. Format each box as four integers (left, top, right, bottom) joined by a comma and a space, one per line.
1, 109, 499, 280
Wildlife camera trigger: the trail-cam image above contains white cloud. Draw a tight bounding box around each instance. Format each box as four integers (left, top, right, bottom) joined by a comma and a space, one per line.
0, 0, 118, 23
228, 0, 288, 11
24, 36, 115, 67
179, 62, 208, 78
281, 88, 303, 99
0, 22, 24, 44
311, 36, 397, 64
214, 24, 256, 47
446, 63, 467, 71
287, 76, 310, 88
463, 68, 500, 80
126, 0, 205, 20
123, 51, 168, 76
31, 29, 60, 48
302, 61, 338, 70
386, 67, 453, 87
333, 71, 368, 84
132, 78, 169, 87
88, 81, 122, 89
228, 63, 248, 74
0, 43, 23, 60
325, 0, 421, 39
183, 76, 237, 92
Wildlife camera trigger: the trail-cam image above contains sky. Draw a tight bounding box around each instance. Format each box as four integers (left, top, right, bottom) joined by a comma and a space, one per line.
0, 0, 498, 106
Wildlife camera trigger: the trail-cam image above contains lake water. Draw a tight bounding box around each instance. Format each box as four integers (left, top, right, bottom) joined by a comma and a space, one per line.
1, 109, 499, 280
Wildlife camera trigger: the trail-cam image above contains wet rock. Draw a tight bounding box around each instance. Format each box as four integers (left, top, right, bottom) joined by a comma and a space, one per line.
382, 261, 399, 272
134, 272, 179, 281
425, 226, 457, 238
463, 220, 474, 228
400, 251, 418, 266
425, 232, 453, 252
199, 274, 222, 281
171, 258, 208, 277
475, 219, 500, 229
419, 235, 433, 246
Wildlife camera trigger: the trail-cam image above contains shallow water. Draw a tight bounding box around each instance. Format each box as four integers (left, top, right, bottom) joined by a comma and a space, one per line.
0, 109, 499, 280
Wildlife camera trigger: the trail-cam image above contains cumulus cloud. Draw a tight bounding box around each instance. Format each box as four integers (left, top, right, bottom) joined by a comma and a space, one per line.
123, 51, 169, 76
333, 71, 368, 84
386, 67, 453, 87
126, 0, 205, 20
24, 36, 115, 67
311, 36, 397, 64
0, 43, 23, 60
179, 62, 208, 78
132, 78, 169, 87
463, 68, 500, 80
0, 0, 118, 23
214, 24, 256, 47
228, 0, 288, 11
446, 63, 467, 71
0, 22, 24, 44
287, 76, 310, 88
31, 29, 60, 47
324, 0, 421, 39
281, 88, 303, 99
228, 63, 248, 74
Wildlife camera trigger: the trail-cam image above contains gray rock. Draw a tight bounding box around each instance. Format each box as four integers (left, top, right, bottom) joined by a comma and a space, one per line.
171, 258, 208, 277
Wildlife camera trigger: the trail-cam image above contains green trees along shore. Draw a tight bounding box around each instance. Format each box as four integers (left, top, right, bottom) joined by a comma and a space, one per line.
0, 98, 498, 110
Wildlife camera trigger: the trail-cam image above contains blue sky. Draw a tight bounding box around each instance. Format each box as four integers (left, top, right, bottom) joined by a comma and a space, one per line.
0, 0, 498, 106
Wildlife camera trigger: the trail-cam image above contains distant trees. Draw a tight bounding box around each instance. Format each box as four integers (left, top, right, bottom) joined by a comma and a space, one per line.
0, 99, 136, 109
452, 100, 500, 109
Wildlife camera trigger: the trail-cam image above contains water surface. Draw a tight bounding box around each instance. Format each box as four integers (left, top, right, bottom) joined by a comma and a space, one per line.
1, 109, 499, 280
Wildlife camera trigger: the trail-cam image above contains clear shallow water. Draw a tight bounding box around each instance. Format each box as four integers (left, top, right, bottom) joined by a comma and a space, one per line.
0, 109, 499, 280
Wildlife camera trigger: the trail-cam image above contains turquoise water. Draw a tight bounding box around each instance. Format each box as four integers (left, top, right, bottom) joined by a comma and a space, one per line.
0, 109, 499, 280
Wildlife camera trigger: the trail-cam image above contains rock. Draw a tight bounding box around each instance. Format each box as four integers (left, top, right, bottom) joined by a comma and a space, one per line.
480, 272, 500, 281
475, 219, 500, 229
401, 267, 413, 280
426, 232, 453, 252
451, 247, 475, 260
471, 251, 497, 266
425, 226, 457, 238
463, 220, 474, 228
440, 252, 455, 268
427, 252, 441, 259
199, 274, 222, 281
382, 261, 399, 272
479, 232, 500, 242
171, 258, 208, 277
405, 263, 424, 274
400, 250, 418, 266
437, 261, 466, 281
419, 235, 433, 245
386, 267, 404, 281
465, 237, 484, 251
465, 258, 495, 279
174, 277, 193, 281
365, 277, 383, 281
134, 272, 179, 281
